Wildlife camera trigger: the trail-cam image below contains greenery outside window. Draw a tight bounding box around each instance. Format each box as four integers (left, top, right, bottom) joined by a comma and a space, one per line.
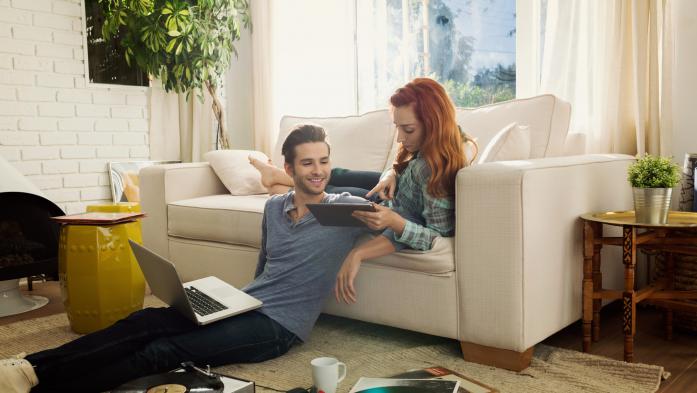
357, 0, 516, 111
84, 0, 149, 87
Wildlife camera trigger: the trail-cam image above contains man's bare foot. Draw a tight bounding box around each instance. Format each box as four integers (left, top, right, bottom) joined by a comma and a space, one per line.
249, 156, 294, 188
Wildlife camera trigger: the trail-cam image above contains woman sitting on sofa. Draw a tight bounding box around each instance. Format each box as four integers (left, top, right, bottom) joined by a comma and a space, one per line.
251, 78, 474, 304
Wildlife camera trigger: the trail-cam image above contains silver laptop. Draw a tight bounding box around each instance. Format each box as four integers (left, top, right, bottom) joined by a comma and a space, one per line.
129, 240, 262, 325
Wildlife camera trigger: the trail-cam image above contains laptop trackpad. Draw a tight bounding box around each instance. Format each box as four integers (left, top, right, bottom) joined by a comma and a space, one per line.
210, 286, 237, 300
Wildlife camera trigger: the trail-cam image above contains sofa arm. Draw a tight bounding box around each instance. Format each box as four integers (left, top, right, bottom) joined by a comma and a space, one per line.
140, 162, 227, 258
455, 154, 635, 352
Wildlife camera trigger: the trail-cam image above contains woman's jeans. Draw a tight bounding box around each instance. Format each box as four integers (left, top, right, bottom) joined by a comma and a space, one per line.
27, 307, 297, 392
327, 168, 381, 201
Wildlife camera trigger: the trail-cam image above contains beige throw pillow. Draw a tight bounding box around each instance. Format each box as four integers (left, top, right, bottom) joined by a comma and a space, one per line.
205, 150, 269, 195
476, 123, 531, 164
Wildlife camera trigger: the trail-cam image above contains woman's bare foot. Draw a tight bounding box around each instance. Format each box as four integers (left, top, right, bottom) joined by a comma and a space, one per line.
249, 156, 294, 188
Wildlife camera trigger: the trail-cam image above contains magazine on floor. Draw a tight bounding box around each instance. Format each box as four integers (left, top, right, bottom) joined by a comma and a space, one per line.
389, 366, 498, 393
348, 377, 459, 393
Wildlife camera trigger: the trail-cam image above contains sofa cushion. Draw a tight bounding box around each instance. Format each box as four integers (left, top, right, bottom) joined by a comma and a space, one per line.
477, 123, 531, 164
205, 150, 269, 195
168, 194, 269, 247
169, 193, 454, 275
456, 94, 571, 159
275, 110, 395, 172
363, 236, 454, 274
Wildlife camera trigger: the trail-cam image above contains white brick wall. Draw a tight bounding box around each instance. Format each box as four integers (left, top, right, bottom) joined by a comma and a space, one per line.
0, 0, 150, 214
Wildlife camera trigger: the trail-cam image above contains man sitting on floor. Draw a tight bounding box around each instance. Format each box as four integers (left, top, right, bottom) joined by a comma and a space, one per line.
0, 124, 369, 393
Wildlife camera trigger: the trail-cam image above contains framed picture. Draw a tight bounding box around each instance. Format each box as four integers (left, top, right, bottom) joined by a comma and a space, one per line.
108, 161, 180, 203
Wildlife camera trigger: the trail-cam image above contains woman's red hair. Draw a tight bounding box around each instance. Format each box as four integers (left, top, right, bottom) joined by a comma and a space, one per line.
390, 78, 466, 197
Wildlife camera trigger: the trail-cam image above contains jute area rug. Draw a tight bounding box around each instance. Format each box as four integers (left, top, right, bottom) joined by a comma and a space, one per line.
0, 297, 667, 393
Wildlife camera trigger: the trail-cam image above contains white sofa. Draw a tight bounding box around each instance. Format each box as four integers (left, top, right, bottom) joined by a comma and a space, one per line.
140, 95, 634, 370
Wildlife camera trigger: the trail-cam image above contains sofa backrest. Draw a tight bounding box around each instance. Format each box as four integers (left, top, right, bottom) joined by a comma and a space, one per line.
275, 94, 573, 173
455, 94, 571, 159
275, 110, 395, 172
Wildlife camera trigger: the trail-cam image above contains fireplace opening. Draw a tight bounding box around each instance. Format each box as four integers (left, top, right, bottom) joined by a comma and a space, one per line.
0, 192, 62, 282
0, 220, 46, 267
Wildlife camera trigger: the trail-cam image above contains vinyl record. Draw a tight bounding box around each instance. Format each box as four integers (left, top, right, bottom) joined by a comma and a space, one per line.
146, 384, 187, 393
113, 369, 224, 393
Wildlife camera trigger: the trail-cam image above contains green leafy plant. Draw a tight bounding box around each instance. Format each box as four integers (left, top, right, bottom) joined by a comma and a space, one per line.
99, 0, 251, 149
627, 154, 681, 188
442, 76, 515, 108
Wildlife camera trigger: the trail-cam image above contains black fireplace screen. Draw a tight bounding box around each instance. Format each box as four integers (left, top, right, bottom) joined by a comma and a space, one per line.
0, 192, 63, 281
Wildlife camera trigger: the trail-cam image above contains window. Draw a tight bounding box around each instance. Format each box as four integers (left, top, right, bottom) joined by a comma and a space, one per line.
269, 0, 519, 129
83, 0, 148, 87
356, 0, 516, 112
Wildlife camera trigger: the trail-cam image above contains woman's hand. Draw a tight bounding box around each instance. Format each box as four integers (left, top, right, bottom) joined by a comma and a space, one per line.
334, 251, 362, 304
352, 203, 405, 233
366, 171, 397, 200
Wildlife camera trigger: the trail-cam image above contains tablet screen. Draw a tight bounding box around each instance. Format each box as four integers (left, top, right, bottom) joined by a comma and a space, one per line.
306, 203, 376, 227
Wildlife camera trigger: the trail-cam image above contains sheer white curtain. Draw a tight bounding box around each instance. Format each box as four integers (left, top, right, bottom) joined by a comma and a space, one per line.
538, 0, 673, 155
250, 0, 277, 155
356, 1, 422, 114
149, 83, 215, 162
250, 0, 357, 159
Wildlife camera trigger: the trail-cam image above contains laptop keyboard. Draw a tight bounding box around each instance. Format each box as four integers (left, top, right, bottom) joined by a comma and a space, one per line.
185, 286, 228, 316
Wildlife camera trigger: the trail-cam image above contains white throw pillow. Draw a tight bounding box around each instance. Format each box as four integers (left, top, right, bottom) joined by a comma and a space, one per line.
276, 110, 395, 172
455, 94, 570, 158
205, 150, 269, 195
476, 123, 531, 164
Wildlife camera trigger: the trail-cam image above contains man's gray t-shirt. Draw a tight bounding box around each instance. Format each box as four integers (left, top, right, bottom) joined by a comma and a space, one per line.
242, 191, 367, 341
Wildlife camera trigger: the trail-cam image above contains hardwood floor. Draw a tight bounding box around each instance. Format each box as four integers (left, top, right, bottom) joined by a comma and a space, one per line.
541, 300, 697, 392
3, 281, 697, 391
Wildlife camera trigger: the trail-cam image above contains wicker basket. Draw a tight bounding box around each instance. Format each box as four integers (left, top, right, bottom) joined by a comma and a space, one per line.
653, 253, 697, 332
660, 153, 697, 331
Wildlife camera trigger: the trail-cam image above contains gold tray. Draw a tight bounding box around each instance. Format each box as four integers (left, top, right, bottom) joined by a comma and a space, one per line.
581, 211, 697, 228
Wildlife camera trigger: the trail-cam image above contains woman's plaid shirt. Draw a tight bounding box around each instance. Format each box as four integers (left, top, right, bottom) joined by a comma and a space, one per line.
382, 155, 455, 251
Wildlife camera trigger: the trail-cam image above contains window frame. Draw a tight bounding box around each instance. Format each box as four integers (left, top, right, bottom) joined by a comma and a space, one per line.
80, 0, 150, 91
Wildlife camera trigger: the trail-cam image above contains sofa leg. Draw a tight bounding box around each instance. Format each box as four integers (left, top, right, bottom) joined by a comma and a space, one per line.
459, 341, 534, 371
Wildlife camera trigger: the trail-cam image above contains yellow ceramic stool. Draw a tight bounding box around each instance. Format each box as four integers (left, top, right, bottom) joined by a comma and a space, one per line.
58, 203, 145, 334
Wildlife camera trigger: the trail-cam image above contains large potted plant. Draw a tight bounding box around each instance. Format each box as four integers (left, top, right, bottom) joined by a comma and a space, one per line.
99, 0, 250, 149
627, 154, 681, 224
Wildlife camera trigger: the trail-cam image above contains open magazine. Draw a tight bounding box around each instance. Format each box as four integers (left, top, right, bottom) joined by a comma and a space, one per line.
349, 377, 459, 393
389, 367, 498, 393
347, 366, 497, 393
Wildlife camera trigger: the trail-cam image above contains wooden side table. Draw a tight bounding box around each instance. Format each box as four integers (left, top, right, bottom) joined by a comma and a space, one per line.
580, 211, 697, 362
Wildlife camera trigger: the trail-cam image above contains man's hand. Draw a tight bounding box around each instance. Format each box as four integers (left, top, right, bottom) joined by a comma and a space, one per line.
334, 251, 362, 304
366, 171, 396, 200
352, 203, 404, 232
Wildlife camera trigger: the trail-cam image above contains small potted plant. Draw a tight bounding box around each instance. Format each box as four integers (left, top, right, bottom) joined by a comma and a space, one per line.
627, 154, 681, 224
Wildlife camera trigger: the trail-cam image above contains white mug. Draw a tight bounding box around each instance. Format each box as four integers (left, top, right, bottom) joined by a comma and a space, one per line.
311, 357, 347, 393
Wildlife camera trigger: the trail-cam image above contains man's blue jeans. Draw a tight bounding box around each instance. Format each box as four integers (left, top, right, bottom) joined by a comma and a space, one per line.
27, 307, 297, 392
